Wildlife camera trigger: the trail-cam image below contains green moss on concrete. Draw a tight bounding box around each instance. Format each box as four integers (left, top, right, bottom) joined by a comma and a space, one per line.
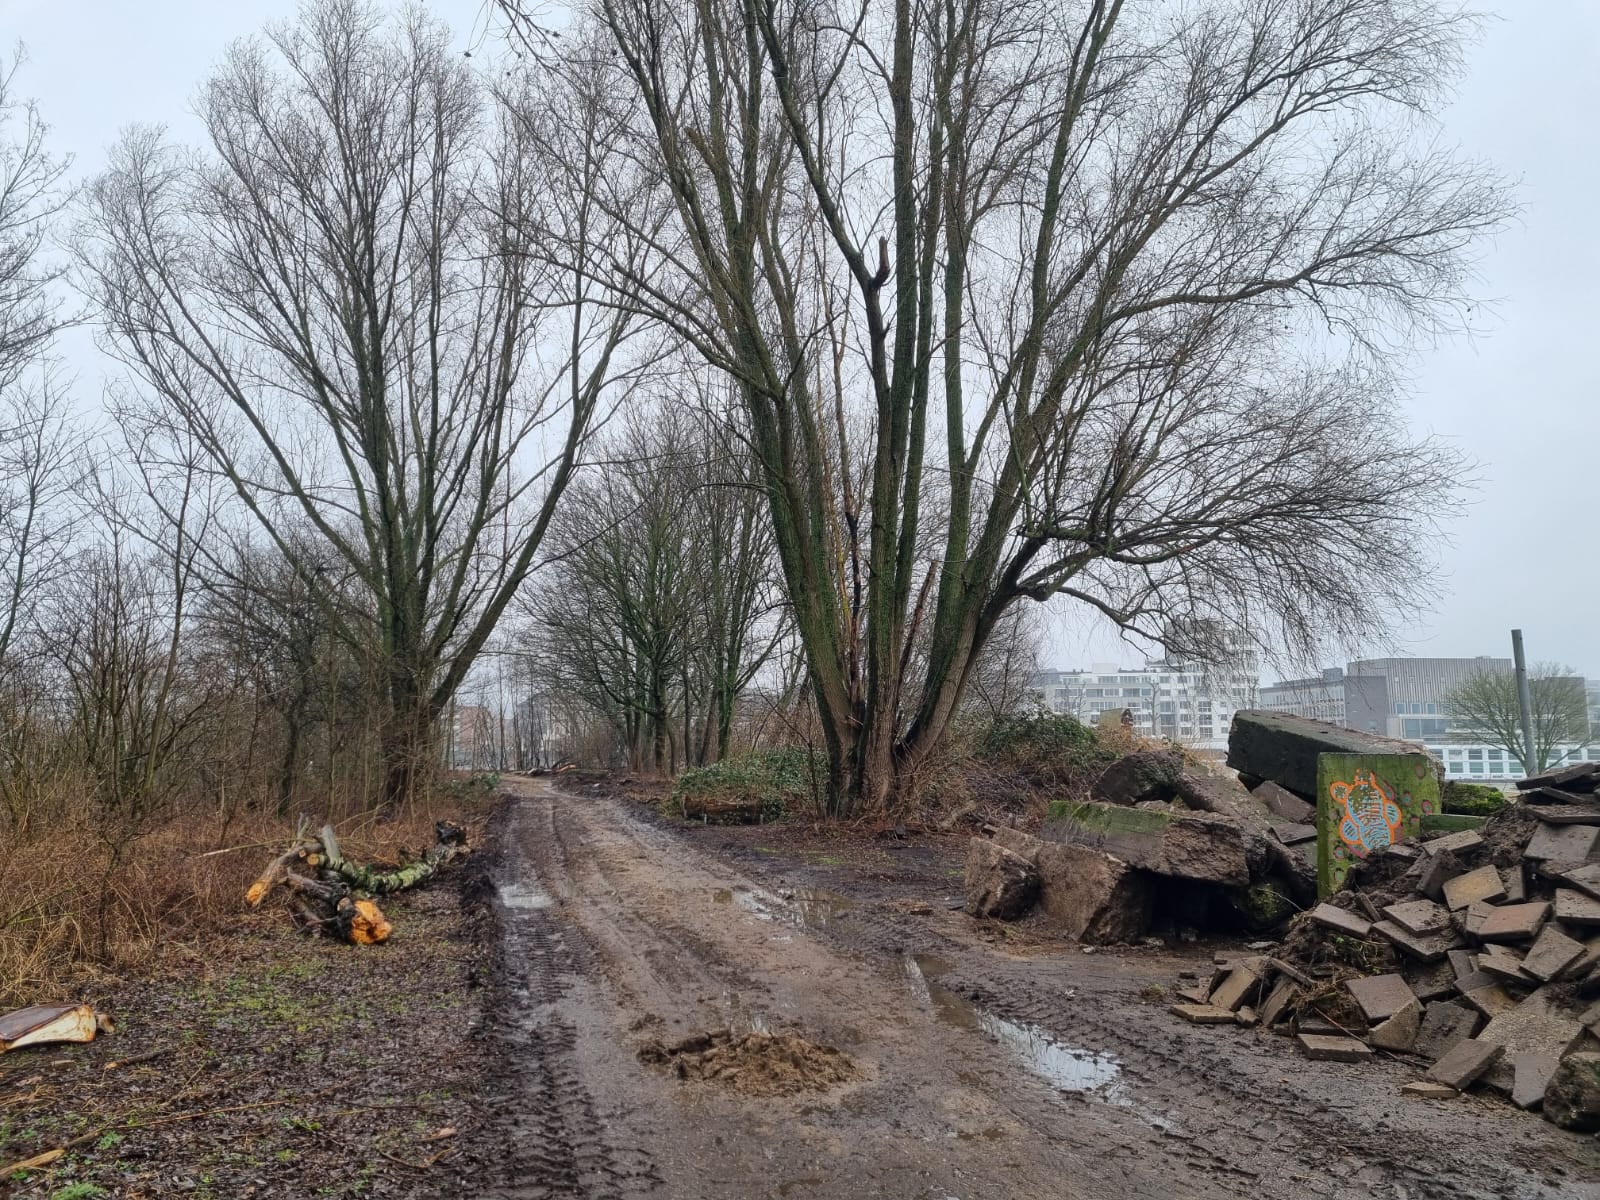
1046, 800, 1173, 834
1420, 812, 1487, 834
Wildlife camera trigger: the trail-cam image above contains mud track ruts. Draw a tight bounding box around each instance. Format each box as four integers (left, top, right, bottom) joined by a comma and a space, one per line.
472, 801, 660, 1200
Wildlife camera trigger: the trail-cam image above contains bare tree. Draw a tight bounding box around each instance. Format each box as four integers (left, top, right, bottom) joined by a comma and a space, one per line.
1445, 664, 1591, 774
531, 395, 782, 771
0, 49, 81, 674
501, 0, 1512, 814
78, 0, 646, 808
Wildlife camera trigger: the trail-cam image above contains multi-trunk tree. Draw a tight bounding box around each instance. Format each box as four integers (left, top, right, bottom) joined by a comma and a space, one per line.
500, 0, 1512, 814
78, 0, 648, 809
1445, 665, 1592, 775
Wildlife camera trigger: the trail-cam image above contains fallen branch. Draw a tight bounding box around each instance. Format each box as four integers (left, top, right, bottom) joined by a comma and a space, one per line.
246, 821, 468, 944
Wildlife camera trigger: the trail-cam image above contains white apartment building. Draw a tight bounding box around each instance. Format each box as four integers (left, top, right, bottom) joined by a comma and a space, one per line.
1033, 659, 1258, 753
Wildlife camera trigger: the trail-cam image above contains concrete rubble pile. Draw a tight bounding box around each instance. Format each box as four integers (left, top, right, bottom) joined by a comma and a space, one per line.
1169, 758, 1600, 1131
964, 745, 1318, 944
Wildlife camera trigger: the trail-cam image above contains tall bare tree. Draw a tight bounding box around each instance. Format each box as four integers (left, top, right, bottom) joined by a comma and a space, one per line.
78, 0, 646, 808
0, 49, 80, 674
501, 0, 1512, 814
1445, 664, 1591, 774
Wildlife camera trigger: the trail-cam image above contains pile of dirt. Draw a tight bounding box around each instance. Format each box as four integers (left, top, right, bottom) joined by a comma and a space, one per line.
638, 1029, 859, 1097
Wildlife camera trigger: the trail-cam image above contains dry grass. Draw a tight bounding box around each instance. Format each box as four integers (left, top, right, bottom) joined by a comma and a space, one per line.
0, 786, 494, 1011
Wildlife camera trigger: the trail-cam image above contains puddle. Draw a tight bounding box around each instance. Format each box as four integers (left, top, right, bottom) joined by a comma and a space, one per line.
721, 885, 856, 930
498, 881, 554, 910
904, 954, 1172, 1126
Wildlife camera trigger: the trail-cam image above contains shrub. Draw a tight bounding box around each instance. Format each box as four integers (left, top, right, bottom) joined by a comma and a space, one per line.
1440, 779, 1509, 817
973, 711, 1116, 789
670, 748, 824, 823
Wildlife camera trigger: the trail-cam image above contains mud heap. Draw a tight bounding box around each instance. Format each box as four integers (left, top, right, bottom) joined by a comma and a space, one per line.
1170, 760, 1600, 1131
639, 1029, 860, 1097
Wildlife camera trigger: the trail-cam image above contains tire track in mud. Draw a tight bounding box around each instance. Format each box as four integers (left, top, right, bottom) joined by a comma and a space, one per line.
473, 795, 660, 1200
649, 812, 1597, 1200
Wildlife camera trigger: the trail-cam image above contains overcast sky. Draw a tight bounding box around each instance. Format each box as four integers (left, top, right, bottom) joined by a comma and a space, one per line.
4, 0, 1595, 679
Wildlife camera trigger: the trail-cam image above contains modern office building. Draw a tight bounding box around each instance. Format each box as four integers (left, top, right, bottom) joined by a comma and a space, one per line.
1260, 656, 1596, 782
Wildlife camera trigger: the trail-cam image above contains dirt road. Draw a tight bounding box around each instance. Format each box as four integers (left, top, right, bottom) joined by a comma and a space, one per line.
472, 778, 1600, 1200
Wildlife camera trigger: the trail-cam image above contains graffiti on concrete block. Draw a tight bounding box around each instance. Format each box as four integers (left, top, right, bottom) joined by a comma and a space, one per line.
1329, 768, 1402, 860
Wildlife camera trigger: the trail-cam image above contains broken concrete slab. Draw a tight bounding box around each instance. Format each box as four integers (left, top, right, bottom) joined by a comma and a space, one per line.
1372, 919, 1459, 963
1258, 978, 1299, 1029
1502, 865, 1527, 903
1426, 1038, 1504, 1090
989, 827, 1151, 943
1477, 987, 1588, 1064
1370, 998, 1422, 1052
1563, 863, 1600, 901
1447, 949, 1478, 982
1209, 962, 1266, 1012
1402, 958, 1458, 1002
1344, 973, 1418, 1023
1478, 943, 1534, 984
1170, 1004, 1239, 1025
1425, 829, 1486, 857
1091, 749, 1185, 806
964, 838, 1041, 920
1524, 822, 1600, 863
1174, 986, 1211, 1006
1442, 864, 1507, 911
1401, 1080, 1459, 1099
1309, 903, 1372, 938
1041, 801, 1251, 886
1296, 1033, 1374, 1062
1235, 1006, 1259, 1028
1542, 1052, 1600, 1132
1461, 983, 1520, 1019
1417, 850, 1464, 902
1463, 899, 1497, 939
1383, 898, 1452, 936
1522, 924, 1586, 982
1476, 902, 1551, 943
1254, 779, 1316, 824
1511, 1051, 1559, 1111
1273, 824, 1317, 846
1414, 1001, 1483, 1060
1554, 889, 1600, 928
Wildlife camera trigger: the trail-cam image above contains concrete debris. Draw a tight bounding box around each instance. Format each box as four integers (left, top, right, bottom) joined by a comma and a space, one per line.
1522, 924, 1585, 982
1369, 999, 1422, 1052
1400, 1080, 1459, 1099
1542, 1052, 1600, 1132
985, 827, 1149, 943
1166, 738, 1600, 1130
1170, 1003, 1239, 1025
1343, 973, 1417, 1023
1413, 1001, 1482, 1060
1309, 903, 1372, 938
1253, 779, 1316, 825
963, 838, 1041, 920
1296, 1033, 1373, 1062
1426, 1038, 1504, 1090
1441, 864, 1506, 911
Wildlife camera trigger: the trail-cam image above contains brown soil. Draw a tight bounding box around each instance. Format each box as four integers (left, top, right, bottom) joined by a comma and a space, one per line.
639, 1029, 859, 1096
13, 774, 1600, 1199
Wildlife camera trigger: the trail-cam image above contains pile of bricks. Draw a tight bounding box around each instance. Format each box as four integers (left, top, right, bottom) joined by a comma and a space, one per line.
1169, 761, 1600, 1128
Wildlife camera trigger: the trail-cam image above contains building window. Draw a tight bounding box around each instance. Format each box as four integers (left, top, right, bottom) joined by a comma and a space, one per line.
1470, 762, 1484, 774
1468, 749, 1483, 761
1395, 703, 1405, 715
1488, 749, 1503, 760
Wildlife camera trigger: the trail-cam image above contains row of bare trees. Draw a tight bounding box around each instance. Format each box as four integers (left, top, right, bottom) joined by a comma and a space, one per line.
0, 0, 1515, 822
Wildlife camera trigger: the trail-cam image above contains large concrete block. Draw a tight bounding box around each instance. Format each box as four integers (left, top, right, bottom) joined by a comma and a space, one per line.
989, 827, 1149, 944
1317, 753, 1440, 896
964, 838, 1040, 920
1042, 801, 1250, 886
1228, 710, 1426, 799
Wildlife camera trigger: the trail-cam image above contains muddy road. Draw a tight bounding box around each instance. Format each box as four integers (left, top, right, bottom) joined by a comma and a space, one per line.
473, 779, 1600, 1200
